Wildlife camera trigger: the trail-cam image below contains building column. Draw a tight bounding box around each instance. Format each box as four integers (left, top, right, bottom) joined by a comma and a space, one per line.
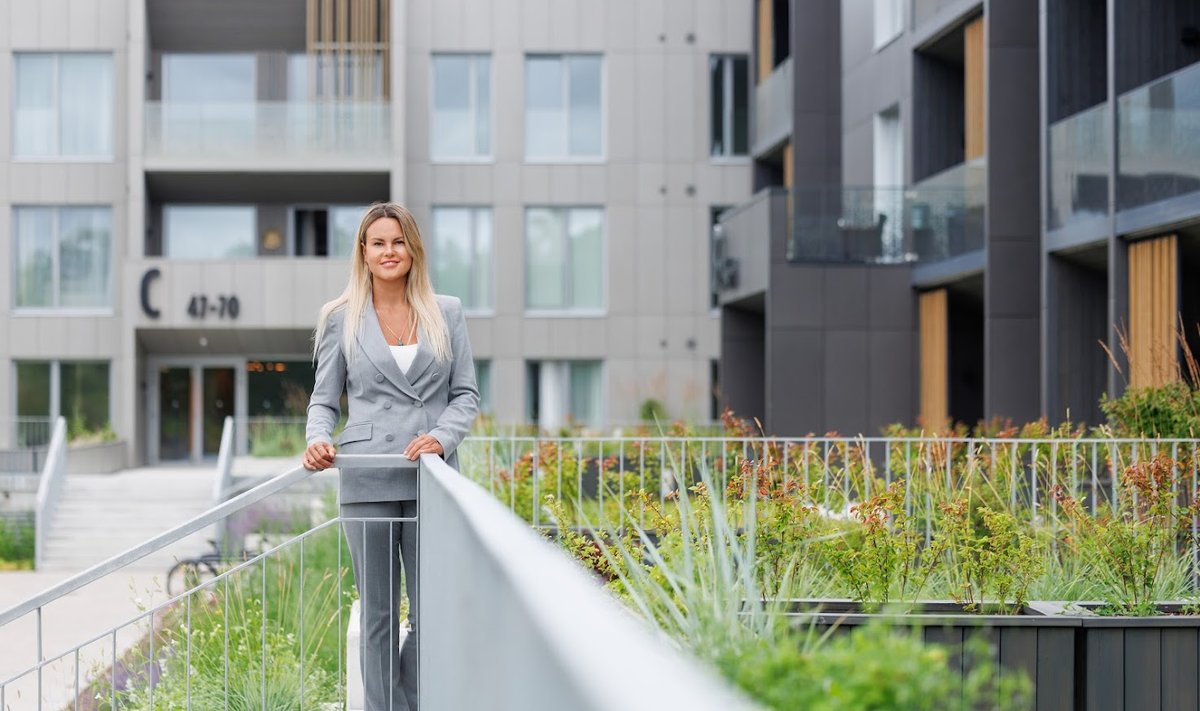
983, 0, 1042, 423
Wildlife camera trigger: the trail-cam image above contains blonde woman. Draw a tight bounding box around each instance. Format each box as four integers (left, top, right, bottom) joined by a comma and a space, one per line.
304, 202, 479, 711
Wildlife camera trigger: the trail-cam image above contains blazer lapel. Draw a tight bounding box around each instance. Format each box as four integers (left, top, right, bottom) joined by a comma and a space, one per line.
358, 294, 420, 401
404, 324, 435, 384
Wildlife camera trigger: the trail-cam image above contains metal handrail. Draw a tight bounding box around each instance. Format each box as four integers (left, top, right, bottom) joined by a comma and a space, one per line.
33, 417, 67, 570
0, 454, 416, 629
211, 416, 235, 504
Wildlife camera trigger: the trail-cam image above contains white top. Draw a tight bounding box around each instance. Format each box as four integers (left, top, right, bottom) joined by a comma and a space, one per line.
389, 343, 419, 374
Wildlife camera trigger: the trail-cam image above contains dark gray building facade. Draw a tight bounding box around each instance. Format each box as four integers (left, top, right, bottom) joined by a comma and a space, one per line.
716, 0, 1200, 436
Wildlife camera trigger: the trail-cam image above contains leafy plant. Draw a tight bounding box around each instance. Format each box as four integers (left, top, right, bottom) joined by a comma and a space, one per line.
0, 517, 34, 569
938, 499, 1044, 613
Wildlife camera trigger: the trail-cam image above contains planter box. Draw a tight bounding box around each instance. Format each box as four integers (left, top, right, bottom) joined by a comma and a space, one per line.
783, 599, 1077, 711
783, 599, 1200, 711
67, 440, 126, 474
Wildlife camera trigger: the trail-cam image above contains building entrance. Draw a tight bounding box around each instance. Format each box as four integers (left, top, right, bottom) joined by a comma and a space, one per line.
149, 359, 244, 463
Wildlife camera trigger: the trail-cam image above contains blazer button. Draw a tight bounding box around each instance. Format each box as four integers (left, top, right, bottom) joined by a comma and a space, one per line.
385, 434, 395, 442
375, 374, 384, 382
383, 401, 392, 409
414, 400, 423, 408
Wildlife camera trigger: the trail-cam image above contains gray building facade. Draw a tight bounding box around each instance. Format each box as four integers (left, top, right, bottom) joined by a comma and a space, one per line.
2, 0, 753, 464
717, 0, 1200, 436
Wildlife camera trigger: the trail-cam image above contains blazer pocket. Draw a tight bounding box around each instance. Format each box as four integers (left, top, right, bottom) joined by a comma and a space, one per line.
336, 423, 373, 446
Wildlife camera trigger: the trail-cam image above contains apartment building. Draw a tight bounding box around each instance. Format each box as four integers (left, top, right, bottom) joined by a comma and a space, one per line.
715, 0, 1200, 436
1, 0, 752, 464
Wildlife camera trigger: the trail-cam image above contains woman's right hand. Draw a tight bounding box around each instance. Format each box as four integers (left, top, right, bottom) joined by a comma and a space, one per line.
303, 441, 337, 471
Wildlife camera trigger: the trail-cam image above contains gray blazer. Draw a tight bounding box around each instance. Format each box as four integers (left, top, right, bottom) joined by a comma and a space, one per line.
306, 293, 480, 502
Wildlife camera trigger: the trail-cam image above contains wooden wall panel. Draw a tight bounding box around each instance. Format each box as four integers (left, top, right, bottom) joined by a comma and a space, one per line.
920, 289, 949, 431
306, 0, 389, 99
964, 16, 985, 161
757, 0, 772, 83
1128, 234, 1179, 388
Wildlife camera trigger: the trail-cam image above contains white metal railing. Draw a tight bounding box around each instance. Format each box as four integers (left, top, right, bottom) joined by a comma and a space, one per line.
33, 417, 68, 570
211, 416, 236, 504
0, 452, 754, 710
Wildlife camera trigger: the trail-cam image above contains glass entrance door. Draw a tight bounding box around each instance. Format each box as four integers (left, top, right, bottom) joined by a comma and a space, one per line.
159, 367, 192, 460
202, 367, 235, 456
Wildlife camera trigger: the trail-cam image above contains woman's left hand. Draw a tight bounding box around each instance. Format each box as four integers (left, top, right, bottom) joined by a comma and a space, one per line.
404, 434, 444, 460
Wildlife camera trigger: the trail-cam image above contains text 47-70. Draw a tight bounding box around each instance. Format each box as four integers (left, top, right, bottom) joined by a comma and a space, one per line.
187, 294, 241, 319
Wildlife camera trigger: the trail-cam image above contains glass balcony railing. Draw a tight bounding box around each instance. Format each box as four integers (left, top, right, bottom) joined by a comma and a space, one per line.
788, 161, 985, 264
754, 57, 792, 153
1117, 60, 1200, 212
1047, 102, 1109, 231
145, 101, 390, 164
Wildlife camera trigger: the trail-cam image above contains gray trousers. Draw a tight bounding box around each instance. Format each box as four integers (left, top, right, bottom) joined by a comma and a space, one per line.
342, 500, 418, 711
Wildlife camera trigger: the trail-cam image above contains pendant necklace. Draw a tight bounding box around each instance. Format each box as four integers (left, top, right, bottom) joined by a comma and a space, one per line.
382, 311, 417, 346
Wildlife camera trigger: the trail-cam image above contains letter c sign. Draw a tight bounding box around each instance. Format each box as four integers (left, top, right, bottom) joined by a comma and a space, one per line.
141, 268, 161, 319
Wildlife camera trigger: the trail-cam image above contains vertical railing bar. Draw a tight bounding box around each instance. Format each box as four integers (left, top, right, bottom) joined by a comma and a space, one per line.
1111, 441, 1120, 515
388, 519, 394, 711
1091, 442, 1099, 515
638, 440, 646, 529
822, 441, 831, 510
261, 556, 267, 711
509, 437, 517, 513
557, 438, 564, 520
532, 439, 541, 528
619, 439, 626, 531
149, 609, 155, 710
37, 606, 43, 711
224, 573, 229, 711
488, 438, 495, 496
660, 440, 667, 510
923, 442, 932, 547
1172, 442, 1180, 503
598, 440, 606, 525
864, 440, 872, 500
576, 439, 584, 523
337, 517, 343, 707
721, 440, 728, 507
1009, 441, 1018, 513
111, 630, 117, 711
299, 534, 305, 710
186, 585, 193, 709
783, 439, 791, 491
904, 440, 912, 518
1193, 443, 1199, 588
1030, 445, 1039, 525
74, 647, 79, 711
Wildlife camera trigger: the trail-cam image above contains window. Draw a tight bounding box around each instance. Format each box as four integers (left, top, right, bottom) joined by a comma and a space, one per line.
475, 360, 493, 415
293, 205, 368, 257
710, 55, 749, 157
431, 207, 493, 311
163, 54, 256, 103
525, 208, 604, 311
13, 207, 111, 310
15, 360, 111, 442
874, 0, 904, 48
13, 53, 113, 159
431, 54, 491, 160
525, 55, 603, 160
526, 360, 602, 428
165, 206, 256, 259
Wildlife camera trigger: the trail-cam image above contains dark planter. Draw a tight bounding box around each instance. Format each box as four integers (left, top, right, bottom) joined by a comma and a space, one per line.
781, 599, 1200, 711
781, 599, 1077, 711
1042, 602, 1200, 711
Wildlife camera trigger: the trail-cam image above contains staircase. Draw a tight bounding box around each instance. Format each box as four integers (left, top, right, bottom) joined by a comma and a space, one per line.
39, 466, 217, 572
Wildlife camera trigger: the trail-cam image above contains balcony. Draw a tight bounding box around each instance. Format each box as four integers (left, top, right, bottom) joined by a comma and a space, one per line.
1117, 60, 1200, 214
753, 57, 793, 156
1047, 102, 1109, 232
712, 189, 786, 305
789, 162, 984, 264
144, 101, 391, 172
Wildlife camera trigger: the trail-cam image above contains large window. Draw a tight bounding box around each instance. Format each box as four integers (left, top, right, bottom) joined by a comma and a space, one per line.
15, 361, 111, 441
430, 207, 493, 311
13, 53, 113, 159
710, 55, 749, 157
525, 207, 604, 312
526, 360, 602, 428
874, 0, 904, 48
475, 360, 493, 415
165, 206, 256, 259
13, 207, 111, 310
292, 205, 368, 257
431, 54, 491, 161
525, 55, 603, 160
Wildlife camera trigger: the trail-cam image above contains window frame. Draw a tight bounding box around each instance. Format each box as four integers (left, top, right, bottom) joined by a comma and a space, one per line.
430, 53, 494, 163
525, 359, 606, 428
163, 204, 258, 260
12, 52, 114, 162
709, 54, 750, 160
10, 359, 115, 437
430, 205, 495, 315
523, 53, 607, 163
11, 205, 114, 315
523, 206, 607, 316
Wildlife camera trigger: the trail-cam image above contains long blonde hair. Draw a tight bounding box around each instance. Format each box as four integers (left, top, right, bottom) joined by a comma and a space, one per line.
313, 203, 452, 364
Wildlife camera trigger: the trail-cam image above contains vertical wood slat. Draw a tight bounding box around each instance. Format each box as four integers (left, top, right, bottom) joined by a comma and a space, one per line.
919, 289, 949, 431
964, 16, 986, 161
999, 627, 1037, 710
1035, 628, 1075, 711
1124, 628, 1161, 710
1160, 628, 1198, 710
1129, 234, 1179, 388
381, 0, 390, 100
757, 0, 772, 83
1087, 629, 1124, 711
924, 627, 964, 704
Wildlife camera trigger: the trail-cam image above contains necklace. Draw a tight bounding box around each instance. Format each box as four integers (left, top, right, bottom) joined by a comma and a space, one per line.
381, 311, 417, 346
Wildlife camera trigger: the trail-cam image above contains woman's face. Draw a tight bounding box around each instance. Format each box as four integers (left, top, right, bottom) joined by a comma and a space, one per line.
362, 217, 412, 283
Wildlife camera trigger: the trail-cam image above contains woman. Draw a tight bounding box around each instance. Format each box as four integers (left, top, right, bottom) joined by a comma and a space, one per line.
304, 202, 479, 711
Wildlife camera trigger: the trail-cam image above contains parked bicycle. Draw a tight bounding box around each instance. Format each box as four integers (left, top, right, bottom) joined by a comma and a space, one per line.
165, 538, 252, 596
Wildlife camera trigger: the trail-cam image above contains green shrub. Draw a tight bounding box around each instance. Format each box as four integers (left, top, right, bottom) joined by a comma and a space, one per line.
639, 398, 667, 423
0, 517, 34, 568
1100, 381, 1200, 438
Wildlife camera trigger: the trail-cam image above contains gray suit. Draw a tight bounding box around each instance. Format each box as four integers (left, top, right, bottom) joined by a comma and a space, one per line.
307, 293, 479, 711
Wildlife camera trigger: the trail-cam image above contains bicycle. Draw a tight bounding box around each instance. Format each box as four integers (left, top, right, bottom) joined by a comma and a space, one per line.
165, 538, 252, 596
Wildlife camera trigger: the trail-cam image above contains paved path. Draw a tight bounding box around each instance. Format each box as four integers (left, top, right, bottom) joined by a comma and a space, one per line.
0, 570, 168, 711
